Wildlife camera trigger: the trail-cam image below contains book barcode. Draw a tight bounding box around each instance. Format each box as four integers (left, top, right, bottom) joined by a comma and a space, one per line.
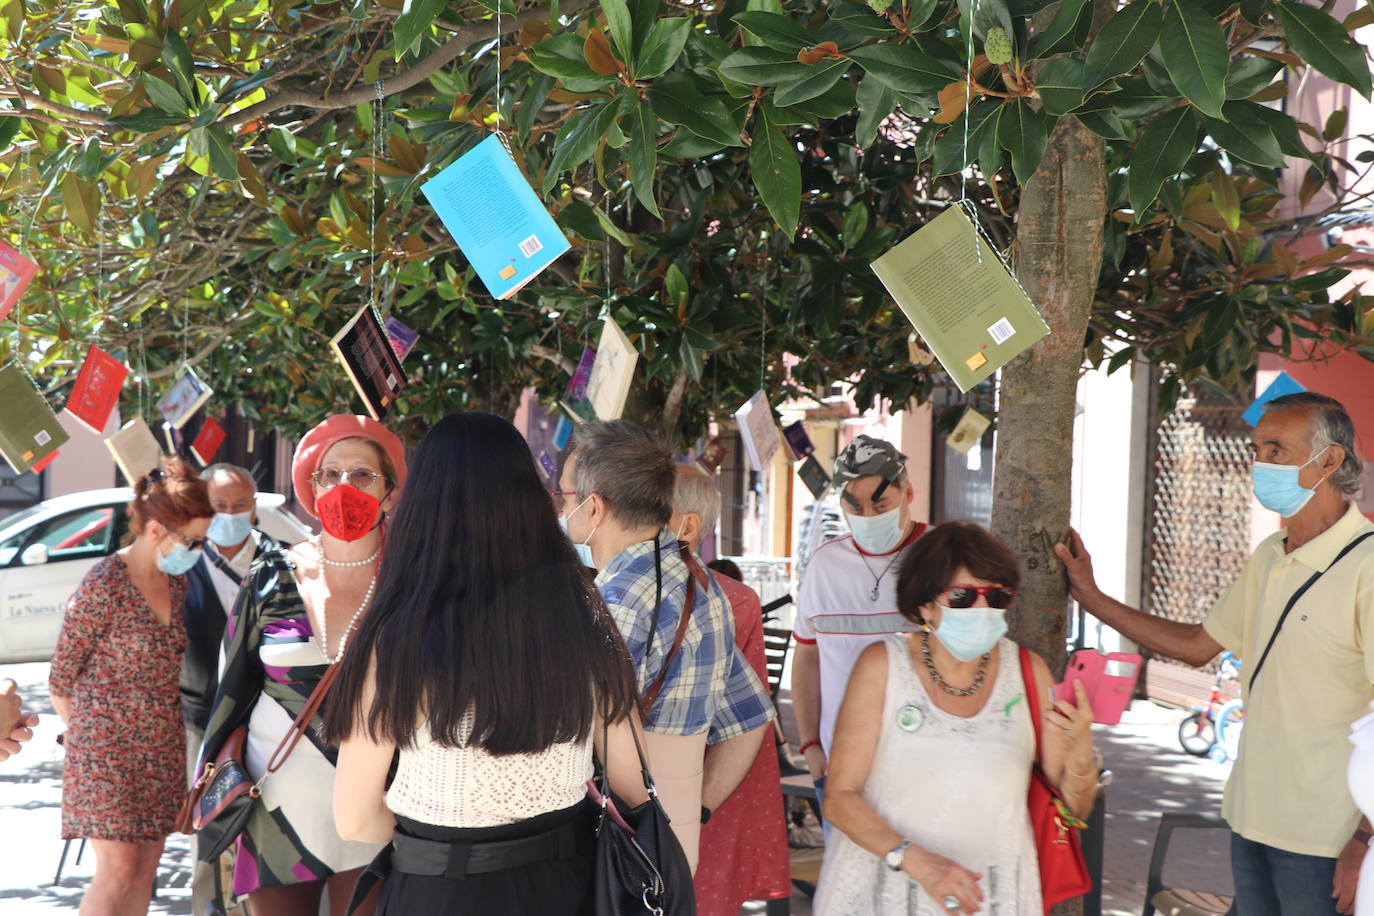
386, 374, 398, 390
34, 430, 51, 446
988, 318, 1015, 345
519, 235, 543, 257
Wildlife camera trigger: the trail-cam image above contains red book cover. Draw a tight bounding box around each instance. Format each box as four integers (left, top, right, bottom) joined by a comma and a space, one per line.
0, 241, 38, 323
30, 449, 59, 474
64, 344, 129, 434
190, 416, 225, 466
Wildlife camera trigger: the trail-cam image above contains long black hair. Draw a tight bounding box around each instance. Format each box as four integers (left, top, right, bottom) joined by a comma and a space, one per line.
325, 412, 638, 754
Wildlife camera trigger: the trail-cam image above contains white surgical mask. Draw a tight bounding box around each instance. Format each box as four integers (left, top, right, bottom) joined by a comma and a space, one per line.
846, 506, 904, 554
560, 496, 597, 567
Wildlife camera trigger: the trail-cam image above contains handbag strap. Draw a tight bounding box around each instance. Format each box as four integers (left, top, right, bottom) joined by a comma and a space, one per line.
1248, 529, 1374, 692
639, 540, 699, 722
261, 662, 341, 778
1018, 645, 1044, 766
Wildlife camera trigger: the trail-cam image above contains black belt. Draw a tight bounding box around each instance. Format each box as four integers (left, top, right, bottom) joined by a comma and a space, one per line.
347, 819, 586, 912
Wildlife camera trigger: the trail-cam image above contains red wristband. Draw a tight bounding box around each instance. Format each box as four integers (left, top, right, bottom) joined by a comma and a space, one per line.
799, 738, 822, 755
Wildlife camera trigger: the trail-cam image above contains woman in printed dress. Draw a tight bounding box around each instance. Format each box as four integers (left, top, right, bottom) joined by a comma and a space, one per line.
199, 415, 407, 916
50, 459, 214, 916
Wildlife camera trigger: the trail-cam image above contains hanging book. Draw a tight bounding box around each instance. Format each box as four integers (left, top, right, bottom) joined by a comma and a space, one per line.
0, 361, 70, 474
331, 303, 406, 420
696, 438, 729, 474
384, 315, 420, 362
157, 365, 214, 429
0, 241, 38, 323
734, 391, 781, 473
797, 455, 831, 500
871, 205, 1050, 392
105, 416, 163, 484
584, 318, 637, 421
783, 422, 815, 460
190, 416, 226, 465
946, 407, 991, 455
1243, 371, 1305, 427
420, 134, 572, 300
30, 449, 60, 475
65, 344, 128, 434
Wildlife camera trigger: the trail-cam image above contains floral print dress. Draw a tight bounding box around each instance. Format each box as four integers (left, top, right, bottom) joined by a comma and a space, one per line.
50, 555, 189, 842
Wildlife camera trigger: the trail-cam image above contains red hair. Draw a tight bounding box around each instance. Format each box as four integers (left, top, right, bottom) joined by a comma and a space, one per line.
129, 456, 215, 536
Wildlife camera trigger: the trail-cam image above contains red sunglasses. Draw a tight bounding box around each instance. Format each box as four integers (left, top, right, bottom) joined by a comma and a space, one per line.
942, 585, 1018, 610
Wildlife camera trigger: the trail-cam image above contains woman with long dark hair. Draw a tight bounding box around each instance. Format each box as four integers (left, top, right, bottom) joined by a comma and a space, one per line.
328, 412, 646, 915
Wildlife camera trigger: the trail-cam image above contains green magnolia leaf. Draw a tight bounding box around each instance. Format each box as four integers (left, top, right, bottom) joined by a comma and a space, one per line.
855, 76, 897, 148
933, 100, 999, 175
1202, 102, 1285, 167
842, 201, 869, 248
108, 109, 189, 131
544, 98, 620, 191
204, 124, 240, 181
556, 199, 605, 240
774, 57, 850, 106
998, 98, 1052, 184
718, 47, 810, 85
636, 17, 690, 79
1159, 0, 1229, 119
526, 34, 608, 82
218, 67, 279, 105
848, 40, 960, 96
957, 0, 1014, 40
1103, 75, 1175, 120
1036, 58, 1084, 116
601, 0, 636, 62
1082, 0, 1164, 90
1128, 106, 1199, 213
267, 127, 298, 165
648, 73, 744, 147
978, 103, 1005, 175
60, 172, 99, 233
1275, 1, 1372, 99
621, 92, 661, 217
1027, 0, 1091, 60
734, 11, 848, 50
1245, 101, 1320, 163
1225, 56, 1283, 99
162, 29, 197, 106
660, 132, 725, 157
830, 0, 897, 36
781, 79, 858, 120
393, 0, 447, 59
748, 101, 801, 237
665, 262, 689, 306
1075, 108, 1128, 139
143, 73, 191, 115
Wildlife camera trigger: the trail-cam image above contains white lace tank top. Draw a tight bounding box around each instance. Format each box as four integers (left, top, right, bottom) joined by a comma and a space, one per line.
386, 713, 595, 828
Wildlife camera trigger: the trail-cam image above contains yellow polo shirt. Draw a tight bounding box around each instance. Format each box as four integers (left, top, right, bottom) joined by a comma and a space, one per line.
1202, 502, 1374, 857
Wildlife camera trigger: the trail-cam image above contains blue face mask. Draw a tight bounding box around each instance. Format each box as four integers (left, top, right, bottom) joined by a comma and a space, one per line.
157, 539, 203, 575
845, 506, 904, 554
1252, 446, 1328, 518
559, 497, 597, 568
933, 605, 1008, 662
207, 511, 253, 548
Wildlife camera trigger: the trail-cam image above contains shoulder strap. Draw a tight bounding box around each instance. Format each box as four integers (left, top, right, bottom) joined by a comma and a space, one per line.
204, 548, 244, 588
1248, 529, 1374, 692
639, 542, 700, 722
261, 662, 340, 778
1018, 645, 1044, 764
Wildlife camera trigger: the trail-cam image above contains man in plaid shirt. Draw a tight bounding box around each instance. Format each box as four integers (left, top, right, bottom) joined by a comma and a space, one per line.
558, 420, 774, 871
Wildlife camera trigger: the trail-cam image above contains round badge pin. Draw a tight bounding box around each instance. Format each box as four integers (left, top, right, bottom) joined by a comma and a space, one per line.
896, 704, 924, 732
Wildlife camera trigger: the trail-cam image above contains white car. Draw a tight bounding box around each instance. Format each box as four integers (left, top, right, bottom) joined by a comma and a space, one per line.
0, 488, 312, 664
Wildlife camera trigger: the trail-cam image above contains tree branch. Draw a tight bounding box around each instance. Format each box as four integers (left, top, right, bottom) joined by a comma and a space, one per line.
529, 343, 576, 374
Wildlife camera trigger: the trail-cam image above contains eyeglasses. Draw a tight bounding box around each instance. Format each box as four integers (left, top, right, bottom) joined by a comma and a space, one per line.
942, 585, 1018, 609
550, 490, 587, 502
311, 468, 383, 490
170, 528, 207, 551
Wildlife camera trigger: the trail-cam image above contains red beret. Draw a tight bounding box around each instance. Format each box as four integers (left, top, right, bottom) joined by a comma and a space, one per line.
291, 415, 407, 519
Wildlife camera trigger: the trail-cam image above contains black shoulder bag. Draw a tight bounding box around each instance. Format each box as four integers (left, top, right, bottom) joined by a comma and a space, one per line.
1248, 530, 1374, 691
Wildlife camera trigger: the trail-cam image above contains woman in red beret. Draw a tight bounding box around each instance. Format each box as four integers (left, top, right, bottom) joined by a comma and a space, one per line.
197, 415, 406, 916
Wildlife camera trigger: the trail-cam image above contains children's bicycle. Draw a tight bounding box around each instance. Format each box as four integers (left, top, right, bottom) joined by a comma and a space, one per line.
1177, 651, 1245, 762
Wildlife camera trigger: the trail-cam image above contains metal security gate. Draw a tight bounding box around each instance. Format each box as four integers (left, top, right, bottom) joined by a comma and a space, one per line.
1143, 389, 1254, 664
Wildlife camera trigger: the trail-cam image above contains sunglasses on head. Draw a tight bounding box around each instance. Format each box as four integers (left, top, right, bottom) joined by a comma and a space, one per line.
942, 585, 1017, 609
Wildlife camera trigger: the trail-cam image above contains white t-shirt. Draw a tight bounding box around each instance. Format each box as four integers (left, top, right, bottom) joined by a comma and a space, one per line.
794, 524, 926, 752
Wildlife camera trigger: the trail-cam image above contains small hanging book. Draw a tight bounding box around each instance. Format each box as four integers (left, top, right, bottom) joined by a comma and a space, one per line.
157, 365, 214, 429
384, 316, 420, 362
584, 318, 637, 421
0, 361, 70, 474
331, 303, 406, 420
871, 204, 1049, 392
190, 416, 226, 465
0, 241, 38, 323
105, 416, 163, 484
65, 344, 129, 434
420, 134, 572, 300
734, 391, 781, 473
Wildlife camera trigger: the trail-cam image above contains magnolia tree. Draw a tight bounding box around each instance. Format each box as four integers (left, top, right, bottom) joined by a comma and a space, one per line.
3, 0, 1374, 667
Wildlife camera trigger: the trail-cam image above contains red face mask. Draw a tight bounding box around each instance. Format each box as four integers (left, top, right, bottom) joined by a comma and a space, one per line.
316, 484, 382, 542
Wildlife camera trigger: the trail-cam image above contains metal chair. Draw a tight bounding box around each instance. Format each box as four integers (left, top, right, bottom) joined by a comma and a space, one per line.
1141, 813, 1236, 916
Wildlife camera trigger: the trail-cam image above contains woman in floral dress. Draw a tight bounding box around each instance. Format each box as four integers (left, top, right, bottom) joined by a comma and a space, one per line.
50, 459, 213, 916
199, 415, 407, 916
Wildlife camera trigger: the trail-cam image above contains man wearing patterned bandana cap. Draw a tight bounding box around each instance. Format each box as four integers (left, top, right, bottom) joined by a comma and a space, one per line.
792, 435, 928, 827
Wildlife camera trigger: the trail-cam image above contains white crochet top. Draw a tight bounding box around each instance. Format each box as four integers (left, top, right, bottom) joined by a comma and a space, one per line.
385, 713, 595, 828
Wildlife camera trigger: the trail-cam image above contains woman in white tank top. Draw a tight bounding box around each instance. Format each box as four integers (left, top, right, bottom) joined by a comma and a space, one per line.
325, 414, 649, 915
815, 521, 1100, 915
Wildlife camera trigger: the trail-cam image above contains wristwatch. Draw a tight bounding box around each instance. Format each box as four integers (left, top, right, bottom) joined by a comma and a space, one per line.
885, 841, 913, 871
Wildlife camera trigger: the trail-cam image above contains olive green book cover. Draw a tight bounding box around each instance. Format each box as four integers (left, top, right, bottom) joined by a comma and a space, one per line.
0, 361, 70, 474
871, 205, 1050, 392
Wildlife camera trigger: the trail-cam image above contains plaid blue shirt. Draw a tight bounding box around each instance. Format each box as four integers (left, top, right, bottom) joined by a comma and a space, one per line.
596, 531, 775, 740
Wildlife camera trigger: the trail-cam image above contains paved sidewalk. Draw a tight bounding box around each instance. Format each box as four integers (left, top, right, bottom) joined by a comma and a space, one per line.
0, 661, 1233, 915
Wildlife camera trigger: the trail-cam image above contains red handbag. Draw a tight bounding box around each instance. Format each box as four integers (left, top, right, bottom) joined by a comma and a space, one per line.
1019, 646, 1093, 914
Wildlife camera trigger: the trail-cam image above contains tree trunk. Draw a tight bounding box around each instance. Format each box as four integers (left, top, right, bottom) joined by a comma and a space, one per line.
993, 112, 1106, 673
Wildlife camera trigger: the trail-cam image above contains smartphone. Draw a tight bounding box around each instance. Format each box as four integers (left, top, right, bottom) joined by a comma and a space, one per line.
1053, 649, 1142, 726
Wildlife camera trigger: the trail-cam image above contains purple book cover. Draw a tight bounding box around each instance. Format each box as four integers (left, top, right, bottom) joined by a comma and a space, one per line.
384, 316, 420, 362
566, 347, 596, 401
784, 421, 815, 459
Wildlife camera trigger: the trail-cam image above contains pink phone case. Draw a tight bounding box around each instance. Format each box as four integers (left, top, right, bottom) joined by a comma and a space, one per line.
1053, 650, 1142, 726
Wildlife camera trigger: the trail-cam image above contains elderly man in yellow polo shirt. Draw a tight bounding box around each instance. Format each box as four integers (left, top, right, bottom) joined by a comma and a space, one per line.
1056, 391, 1374, 916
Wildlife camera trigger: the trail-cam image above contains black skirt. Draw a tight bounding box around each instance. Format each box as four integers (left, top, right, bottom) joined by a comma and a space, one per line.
373, 801, 598, 915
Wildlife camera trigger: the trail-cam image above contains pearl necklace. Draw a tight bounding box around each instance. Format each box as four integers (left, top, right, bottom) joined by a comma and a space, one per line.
919, 629, 991, 697
312, 536, 380, 568
317, 575, 376, 665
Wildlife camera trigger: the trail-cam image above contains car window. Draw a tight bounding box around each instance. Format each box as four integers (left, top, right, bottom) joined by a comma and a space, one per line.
0, 525, 29, 566
27, 506, 122, 561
